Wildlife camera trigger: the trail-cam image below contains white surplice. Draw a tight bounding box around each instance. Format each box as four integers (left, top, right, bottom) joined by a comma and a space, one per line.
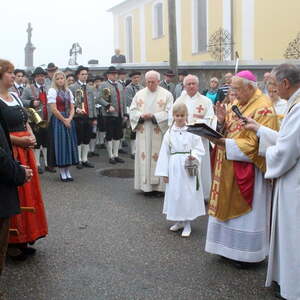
175, 92, 215, 200
155, 126, 206, 221
258, 89, 300, 300
205, 139, 272, 262
130, 86, 173, 192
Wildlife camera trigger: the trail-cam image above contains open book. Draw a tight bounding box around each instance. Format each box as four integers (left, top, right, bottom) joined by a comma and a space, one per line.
187, 123, 223, 139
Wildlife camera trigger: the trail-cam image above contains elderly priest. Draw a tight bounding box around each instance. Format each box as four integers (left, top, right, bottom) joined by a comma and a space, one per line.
205, 70, 278, 269
244, 64, 300, 300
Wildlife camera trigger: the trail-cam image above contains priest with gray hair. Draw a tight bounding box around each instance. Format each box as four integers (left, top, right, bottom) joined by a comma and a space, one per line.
243, 63, 300, 300
130, 70, 173, 195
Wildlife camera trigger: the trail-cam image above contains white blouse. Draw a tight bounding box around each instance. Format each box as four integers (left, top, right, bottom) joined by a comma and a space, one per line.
47, 88, 74, 104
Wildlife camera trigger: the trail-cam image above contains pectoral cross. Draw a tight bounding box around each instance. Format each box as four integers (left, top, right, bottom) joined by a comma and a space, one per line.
258, 107, 273, 116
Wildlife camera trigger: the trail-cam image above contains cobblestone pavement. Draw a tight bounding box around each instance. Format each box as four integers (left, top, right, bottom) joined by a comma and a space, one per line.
0, 149, 276, 300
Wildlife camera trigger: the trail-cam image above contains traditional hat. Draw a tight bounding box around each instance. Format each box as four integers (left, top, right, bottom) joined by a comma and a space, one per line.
118, 68, 127, 75
107, 66, 118, 74
75, 65, 89, 77
164, 69, 176, 77
32, 67, 47, 77
178, 70, 188, 76
236, 70, 257, 82
14, 69, 26, 76
46, 62, 58, 72
129, 71, 141, 78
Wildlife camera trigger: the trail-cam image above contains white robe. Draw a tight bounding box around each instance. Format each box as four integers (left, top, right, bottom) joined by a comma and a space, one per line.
205, 139, 272, 262
130, 86, 173, 192
174, 92, 215, 200
155, 126, 206, 221
258, 89, 300, 300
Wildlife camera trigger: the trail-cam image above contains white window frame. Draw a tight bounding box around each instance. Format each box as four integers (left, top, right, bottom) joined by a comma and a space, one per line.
124, 14, 134, 63
152, 0, 164, 39
192, 0, 209, 54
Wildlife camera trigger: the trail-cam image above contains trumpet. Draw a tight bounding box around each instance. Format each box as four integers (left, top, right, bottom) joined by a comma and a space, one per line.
75, 88, 86, 113
27, 108, 47, 128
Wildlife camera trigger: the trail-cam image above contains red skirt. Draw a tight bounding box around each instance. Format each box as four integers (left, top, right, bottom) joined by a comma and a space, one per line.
9, 131, 48, 244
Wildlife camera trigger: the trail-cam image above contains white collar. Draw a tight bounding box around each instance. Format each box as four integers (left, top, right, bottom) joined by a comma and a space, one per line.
14, 82, 23, 89
187, 92, 199, 100
78, 80, 86, 86
35, 82, 43, 89
172, 125, 187, 132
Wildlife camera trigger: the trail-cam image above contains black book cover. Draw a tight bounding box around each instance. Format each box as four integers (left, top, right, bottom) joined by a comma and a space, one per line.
187, 123, 223, 139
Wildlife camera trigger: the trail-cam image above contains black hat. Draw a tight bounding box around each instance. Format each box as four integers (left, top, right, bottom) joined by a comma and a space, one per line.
118, 68, 127, 75
46, 62, 58, 72
75, 65, 89, 77
14, 69, 26, 76
106, 66, 118, 74
32, 67, 47, 77
64, 67, 72, 73
164, 69, 176, 77
95, 75, 105, 81
129, 71, 141, 78
178, 70, 188, 76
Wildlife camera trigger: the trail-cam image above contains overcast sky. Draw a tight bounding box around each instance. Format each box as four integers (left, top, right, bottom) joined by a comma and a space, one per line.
0, 0, 124, 69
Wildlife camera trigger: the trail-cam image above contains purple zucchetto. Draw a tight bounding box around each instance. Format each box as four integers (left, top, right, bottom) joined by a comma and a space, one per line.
236, 70, 257, 82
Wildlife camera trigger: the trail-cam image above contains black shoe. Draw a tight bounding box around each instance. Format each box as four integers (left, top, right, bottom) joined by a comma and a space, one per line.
38, 166, 44, 174
92, 152, 99, 156
76, 163, 84, 169
82, 161, 94, 168
8, 252, 28, 261
19, 246, 36, 256
45, 166, 56, 173
114, 157, 125, 163
109, 158, 117, 164
155, 192, 164, 197
67, 177, 74, 182
60, 175, 68, 182
131, 154, 135, 160
233, 261, 252, 269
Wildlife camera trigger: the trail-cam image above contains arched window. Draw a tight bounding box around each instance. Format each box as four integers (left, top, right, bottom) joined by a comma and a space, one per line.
192, 0, 208, 53
125, 16, 133, 62
153, 1, 163, 39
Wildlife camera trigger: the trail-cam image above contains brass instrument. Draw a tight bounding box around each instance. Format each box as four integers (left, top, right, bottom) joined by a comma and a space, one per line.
102, 88, 111, 102
102, 88, 112, 112
75, 88, 86, 113
27, 108, 47, 128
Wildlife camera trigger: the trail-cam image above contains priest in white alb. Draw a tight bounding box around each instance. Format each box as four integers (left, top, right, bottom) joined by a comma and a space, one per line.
205, 71, 278, 269
244, 64, 300, 300
130, 70, 173, 194
174, 74, 215, 200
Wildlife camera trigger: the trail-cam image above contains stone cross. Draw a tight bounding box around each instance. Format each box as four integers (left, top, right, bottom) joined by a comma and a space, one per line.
27, 23, 32, 44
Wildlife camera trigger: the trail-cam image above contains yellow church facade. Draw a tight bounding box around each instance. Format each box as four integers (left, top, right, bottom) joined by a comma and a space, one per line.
109, 0, 300, 65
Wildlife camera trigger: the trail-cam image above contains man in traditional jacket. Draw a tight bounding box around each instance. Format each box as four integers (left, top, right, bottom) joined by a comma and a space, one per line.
69, 65, 96, 169
21, 67, 55, 174
9, 69, 26, 97
45, 62, 58, 89
160, 70, 176, 100
174, 70, 188, 100
130, 70, 173, 194
98, 66, 127, 164
175, 74, 215, 200
125, 71, 143, 159
244, 64, 300, 300
205, 70, 278, 269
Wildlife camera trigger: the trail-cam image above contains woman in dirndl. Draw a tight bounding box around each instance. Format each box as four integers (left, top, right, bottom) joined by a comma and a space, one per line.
0, 59, 48, 260
47, 71, 79, 181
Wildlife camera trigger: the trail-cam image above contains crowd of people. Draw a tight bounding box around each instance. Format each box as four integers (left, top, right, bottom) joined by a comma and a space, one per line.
0, 58, 299, 299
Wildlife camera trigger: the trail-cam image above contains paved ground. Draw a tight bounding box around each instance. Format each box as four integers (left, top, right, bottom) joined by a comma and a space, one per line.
0, 149, 276, 300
